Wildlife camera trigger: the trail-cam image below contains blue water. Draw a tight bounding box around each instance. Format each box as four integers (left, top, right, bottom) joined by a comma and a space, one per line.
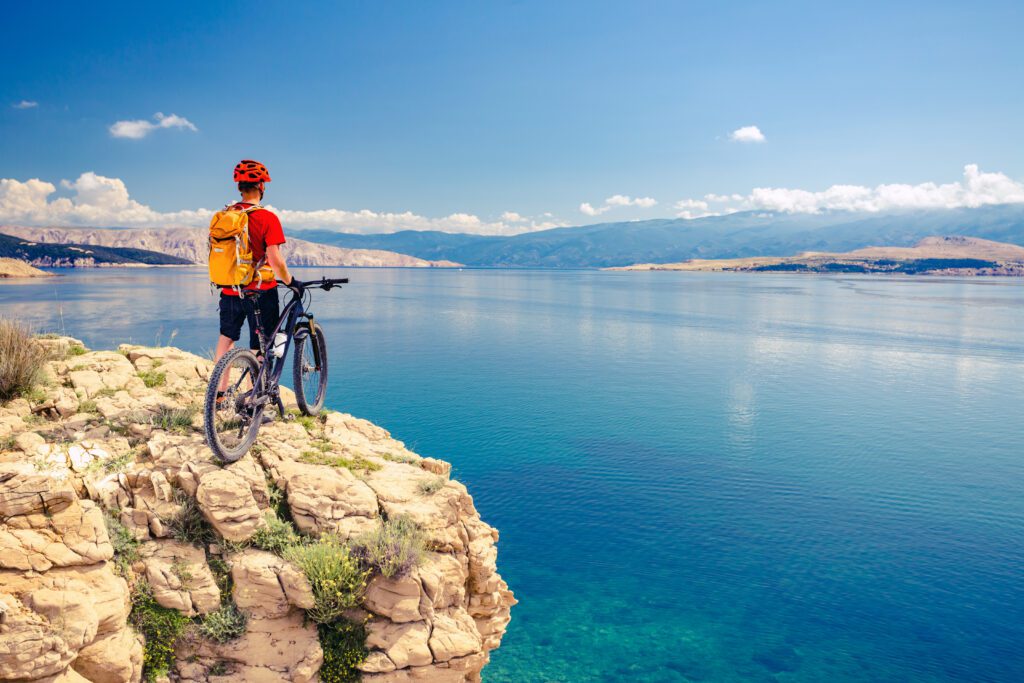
3, 267, 1024, 682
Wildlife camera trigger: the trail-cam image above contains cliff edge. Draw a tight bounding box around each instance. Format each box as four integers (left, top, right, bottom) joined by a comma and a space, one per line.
0, 338, 514, 682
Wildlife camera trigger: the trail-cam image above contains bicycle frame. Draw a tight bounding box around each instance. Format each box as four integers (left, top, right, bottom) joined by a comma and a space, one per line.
246, 287, 315, 417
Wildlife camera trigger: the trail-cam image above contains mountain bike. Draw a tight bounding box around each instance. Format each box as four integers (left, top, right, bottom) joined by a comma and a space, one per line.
203, 277, 347, 462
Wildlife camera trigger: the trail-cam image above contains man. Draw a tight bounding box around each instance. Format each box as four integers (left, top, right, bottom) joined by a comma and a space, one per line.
213, 159, 298, 370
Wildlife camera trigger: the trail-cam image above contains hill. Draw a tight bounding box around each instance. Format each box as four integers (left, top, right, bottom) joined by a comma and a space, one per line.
0, 257, 53, 278
293, 204, 1024, 268
0, 226, 461, 268
0, 232, 192, 267
613, 236, 1024, 275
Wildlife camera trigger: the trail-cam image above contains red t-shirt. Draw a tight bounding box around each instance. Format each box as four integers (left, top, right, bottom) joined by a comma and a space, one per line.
221, 203, 286, 296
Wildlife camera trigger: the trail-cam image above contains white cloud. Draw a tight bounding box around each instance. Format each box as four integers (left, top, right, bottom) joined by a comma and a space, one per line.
109, 112, 198, 139
580, 194, 657, 216
12, 100, 38, 109
579, 202, 609, 217
673, 165, 1024, 218
0, 172, 564, 235
729, 125, 765, 143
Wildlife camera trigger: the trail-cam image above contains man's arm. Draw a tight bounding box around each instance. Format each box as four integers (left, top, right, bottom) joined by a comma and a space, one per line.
265, 244, 292, 285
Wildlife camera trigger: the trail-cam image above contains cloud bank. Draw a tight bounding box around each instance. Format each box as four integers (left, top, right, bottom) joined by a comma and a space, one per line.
580, 194, 658, 216
2, 166, 1022, 235
0, 172, 561, 235
673, 165, 1024, 218
729, 125, 765, 143
109, 112, 198, 139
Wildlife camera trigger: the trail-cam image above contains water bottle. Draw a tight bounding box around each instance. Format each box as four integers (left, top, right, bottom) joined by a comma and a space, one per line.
272, 332, 287, 358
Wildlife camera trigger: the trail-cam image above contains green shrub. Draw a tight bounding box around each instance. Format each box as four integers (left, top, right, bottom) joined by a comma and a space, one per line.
252, 513, 302, 556
199, 603, 248, 643
103, 511, 140, 576
138, 370, 166, 388
207, 556, 233, 600
284, 535, 370, 623
68, 344, 87, 356
130, 580, 190, 681
169, 494, 216, 547
153, 405, 196, 433
417, 476, 446, 496
0, 319, 48, 402
318, 619, 368, 683
299, 449, 381, 473
78, 398, 98, 413
350, 515, 426, 578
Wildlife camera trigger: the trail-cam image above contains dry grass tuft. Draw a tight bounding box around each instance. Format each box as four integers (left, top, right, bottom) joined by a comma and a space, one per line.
0, 319, 49, 402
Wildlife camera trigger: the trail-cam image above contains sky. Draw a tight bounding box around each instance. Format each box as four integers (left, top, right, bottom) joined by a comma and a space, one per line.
2, 0, 1024, 234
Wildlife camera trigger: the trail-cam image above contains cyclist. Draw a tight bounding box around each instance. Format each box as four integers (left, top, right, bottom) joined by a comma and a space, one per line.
213, 160, 299, 380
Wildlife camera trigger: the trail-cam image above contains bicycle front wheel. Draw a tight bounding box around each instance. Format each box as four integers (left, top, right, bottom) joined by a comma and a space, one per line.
293, 322, 328, 415
204, 348, 263, 462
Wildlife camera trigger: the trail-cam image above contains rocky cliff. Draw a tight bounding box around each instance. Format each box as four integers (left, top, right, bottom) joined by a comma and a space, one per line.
0, 338, 513, 682
0, 257, 52, 278
0, 227, 460, 269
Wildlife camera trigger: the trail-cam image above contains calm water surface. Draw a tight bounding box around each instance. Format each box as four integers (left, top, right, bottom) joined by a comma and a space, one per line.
3, 267, 1023, 682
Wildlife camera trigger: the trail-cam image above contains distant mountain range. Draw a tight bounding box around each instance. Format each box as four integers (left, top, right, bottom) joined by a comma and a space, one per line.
0, 232, 192, 267
0, 226, 458, 268
612, 236, 1024, 276
294, 204, 1024, 268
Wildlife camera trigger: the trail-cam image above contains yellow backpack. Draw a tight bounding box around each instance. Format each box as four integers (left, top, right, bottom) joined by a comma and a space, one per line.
208, 204, 275, 289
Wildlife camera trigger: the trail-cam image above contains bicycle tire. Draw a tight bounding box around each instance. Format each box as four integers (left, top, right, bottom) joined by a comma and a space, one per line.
293, 322, 328, 415
204, 348, 264, 462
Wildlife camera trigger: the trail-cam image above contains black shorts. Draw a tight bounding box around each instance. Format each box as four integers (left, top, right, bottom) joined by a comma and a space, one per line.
219, 288, 281, 351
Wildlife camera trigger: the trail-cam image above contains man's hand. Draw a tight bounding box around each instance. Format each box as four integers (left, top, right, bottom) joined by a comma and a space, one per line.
286, 277, 304, 294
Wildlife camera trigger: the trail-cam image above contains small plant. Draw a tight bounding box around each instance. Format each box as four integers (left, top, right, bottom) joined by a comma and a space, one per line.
199, 603, 248, 643
94, 387, 118, 398
0, 319, 48, 403
170, 558, 194, 589
169, 494, 216, 547
0, 435, 16, 451
207, 556, 233, 600
252, 513, 302, 556
24, 385, 49, 405
350, 515, 426, 578
78, 398, 98, 413
299, 449, 381, 473
68, 344, 87, 356
130, 580, 190, 681
287, 408, 320, 433
104, 511, 140, 576
417, 476, 446, 496
138, 369, 166, 388
152, 405, 197, 433
317, 619, 369, 683
208, 660, 231, 676
284, 534, 370, 624
382, 451, 419, 465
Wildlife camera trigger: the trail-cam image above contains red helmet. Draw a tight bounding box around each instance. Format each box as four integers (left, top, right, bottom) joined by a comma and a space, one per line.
233, 159, 271, 183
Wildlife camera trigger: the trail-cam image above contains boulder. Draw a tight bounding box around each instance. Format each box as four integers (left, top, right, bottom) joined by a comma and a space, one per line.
140, 540, 221, 616
72, 628, 145, 683
196, 469, 263, 542
279, 461, 379, 539
366, 620, 432, 669
363, 574, 425, 623
231, 549, 314, 618
0, 593, 74, 680
427, 609, 483, 663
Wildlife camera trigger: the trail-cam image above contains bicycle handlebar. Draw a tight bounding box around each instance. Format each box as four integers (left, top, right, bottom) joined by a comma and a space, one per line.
280, 277, 348, 292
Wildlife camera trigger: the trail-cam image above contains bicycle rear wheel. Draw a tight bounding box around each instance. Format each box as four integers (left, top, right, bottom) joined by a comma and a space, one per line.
293, 322, 328, 415
204, 348, 263, 462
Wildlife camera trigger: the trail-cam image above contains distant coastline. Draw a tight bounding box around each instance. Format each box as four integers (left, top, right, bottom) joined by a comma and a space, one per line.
608, 236, 1024, 277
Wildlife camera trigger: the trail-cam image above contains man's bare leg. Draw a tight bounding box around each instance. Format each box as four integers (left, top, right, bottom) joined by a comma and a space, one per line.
214, 335, 235, 393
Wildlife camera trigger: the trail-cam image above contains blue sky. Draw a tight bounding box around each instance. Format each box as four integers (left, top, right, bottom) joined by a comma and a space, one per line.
2, 0, 1023, 233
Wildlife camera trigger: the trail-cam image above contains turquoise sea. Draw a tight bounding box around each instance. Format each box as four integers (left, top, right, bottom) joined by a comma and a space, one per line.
3, 267, 1023, 682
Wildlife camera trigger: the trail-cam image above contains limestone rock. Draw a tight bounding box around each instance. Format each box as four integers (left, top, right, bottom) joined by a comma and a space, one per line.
141, 540, 221, 616
364, 574, 425, 623
279, 461, 379, 538
366, 620, 433, 669
196, 469, 263, 542
428, 609, 483, 663
231, 549, 314, 618
0, 593, 74, 680
72, 628, 145, 683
